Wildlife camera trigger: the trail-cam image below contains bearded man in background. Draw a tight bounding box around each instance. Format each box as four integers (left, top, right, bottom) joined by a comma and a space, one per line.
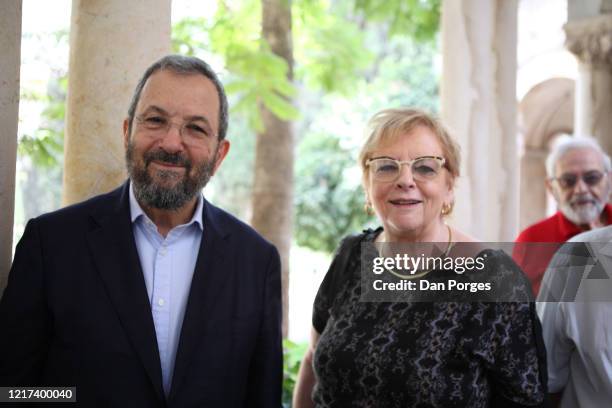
514, 136, 612, 295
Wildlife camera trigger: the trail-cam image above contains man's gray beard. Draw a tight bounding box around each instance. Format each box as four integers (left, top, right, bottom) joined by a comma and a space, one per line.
126, 142, 217, 210
560, 196, 605, 226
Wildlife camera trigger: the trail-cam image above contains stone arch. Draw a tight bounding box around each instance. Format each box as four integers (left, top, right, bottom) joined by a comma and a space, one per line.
518, 77, 575, 230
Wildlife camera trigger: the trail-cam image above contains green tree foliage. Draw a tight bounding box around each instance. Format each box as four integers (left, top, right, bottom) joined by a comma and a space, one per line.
18, 76, 67, 169
18, 29, 68, 170
13, 30, 68, 245
293, 0, 374, 94
214, 1, 299, 129
15, 71, 67, 238
292, 26, 440, 253
171, 0, 440, 254
173, 0, 372, 130
294, 132, 373, 253
354, 0, 440, 41
174, 11, 297, 132
282, 339, 308, 407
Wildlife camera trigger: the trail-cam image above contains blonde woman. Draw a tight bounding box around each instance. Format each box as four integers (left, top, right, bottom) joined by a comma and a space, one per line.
293, 108, 547, 408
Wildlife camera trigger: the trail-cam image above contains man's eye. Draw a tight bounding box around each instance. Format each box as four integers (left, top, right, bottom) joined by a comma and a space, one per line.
584, 172, 603, 184
186, 123, 207, 135
145, 116, 166, 125
560, 175, 577, 186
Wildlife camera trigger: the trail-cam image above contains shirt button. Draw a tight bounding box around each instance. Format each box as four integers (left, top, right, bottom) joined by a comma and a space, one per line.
158, 298, 165, 307
159, 248, 167, 256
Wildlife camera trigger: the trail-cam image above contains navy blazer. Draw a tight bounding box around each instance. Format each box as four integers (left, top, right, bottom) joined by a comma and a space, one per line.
0, 182, 282, 407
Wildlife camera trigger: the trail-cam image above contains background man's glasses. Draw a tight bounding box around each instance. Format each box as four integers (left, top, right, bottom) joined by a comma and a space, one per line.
366, 156, 446, 183
551, 170, 606, 189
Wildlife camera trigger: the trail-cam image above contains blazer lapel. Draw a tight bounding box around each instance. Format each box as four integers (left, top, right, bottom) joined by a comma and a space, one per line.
169, 200, 230, 399
86, 183, 165, 401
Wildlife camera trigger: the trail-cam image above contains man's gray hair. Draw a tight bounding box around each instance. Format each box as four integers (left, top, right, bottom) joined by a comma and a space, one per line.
127, 54, 229, 140
546, 135, 612, 178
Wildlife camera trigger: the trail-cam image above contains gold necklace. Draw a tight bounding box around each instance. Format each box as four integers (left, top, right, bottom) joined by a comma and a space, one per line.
380, 225, 453, 280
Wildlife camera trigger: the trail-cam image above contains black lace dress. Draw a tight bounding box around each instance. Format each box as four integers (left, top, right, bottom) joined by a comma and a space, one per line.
312, 229, 547, 408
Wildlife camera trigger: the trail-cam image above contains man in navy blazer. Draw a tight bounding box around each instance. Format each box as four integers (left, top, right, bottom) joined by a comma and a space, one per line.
0, 55, 282, 407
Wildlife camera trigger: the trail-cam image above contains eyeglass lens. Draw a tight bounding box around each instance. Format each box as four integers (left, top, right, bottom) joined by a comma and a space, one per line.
558, 171, 604, 189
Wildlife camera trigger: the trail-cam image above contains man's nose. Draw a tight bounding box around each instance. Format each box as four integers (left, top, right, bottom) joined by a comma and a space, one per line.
573, 175, 589, 193
159, 122, 184, 152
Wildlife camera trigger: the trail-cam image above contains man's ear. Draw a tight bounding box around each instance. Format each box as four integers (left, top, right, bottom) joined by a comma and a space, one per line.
123, 118, 130, 149
212, 139, 230, 175
545, 178, 554, 196
546, 178, 563, 205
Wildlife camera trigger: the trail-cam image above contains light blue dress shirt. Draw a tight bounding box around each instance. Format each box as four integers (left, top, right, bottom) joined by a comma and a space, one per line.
129, 184, 203, 396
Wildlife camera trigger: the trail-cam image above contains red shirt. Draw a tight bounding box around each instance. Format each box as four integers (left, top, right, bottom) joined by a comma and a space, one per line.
513, 204, 612, 295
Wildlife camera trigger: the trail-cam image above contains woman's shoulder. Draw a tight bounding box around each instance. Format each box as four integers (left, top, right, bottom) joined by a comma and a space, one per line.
313, 228, 380, 323
336, 227, 382, 251
326, 227, 381, 275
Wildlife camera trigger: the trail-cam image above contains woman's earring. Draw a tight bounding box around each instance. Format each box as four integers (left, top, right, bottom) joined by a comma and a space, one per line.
441, 203, 453, 216
364, 202, 374, 215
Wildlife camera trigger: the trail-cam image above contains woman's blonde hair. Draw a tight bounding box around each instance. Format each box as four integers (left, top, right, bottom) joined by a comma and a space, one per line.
358, 108, 461, 186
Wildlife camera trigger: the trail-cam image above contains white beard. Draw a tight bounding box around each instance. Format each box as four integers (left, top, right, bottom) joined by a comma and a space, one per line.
560, 194, 605, 225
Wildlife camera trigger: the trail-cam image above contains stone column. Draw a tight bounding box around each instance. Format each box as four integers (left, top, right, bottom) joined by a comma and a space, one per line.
441, 0, 519, 241
0, 0, 22, 293
565, 14, 612, 155
574, 60, 593, 137
517, 78, 574, 230
63, 0, 171, 205
519, 148, 548, 230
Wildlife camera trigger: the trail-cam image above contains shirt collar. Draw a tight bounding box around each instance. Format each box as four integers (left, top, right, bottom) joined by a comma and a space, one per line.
129, 182, 204, 231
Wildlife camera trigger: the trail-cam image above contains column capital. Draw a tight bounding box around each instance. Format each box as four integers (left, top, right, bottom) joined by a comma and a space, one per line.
565, 14, 612, 67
